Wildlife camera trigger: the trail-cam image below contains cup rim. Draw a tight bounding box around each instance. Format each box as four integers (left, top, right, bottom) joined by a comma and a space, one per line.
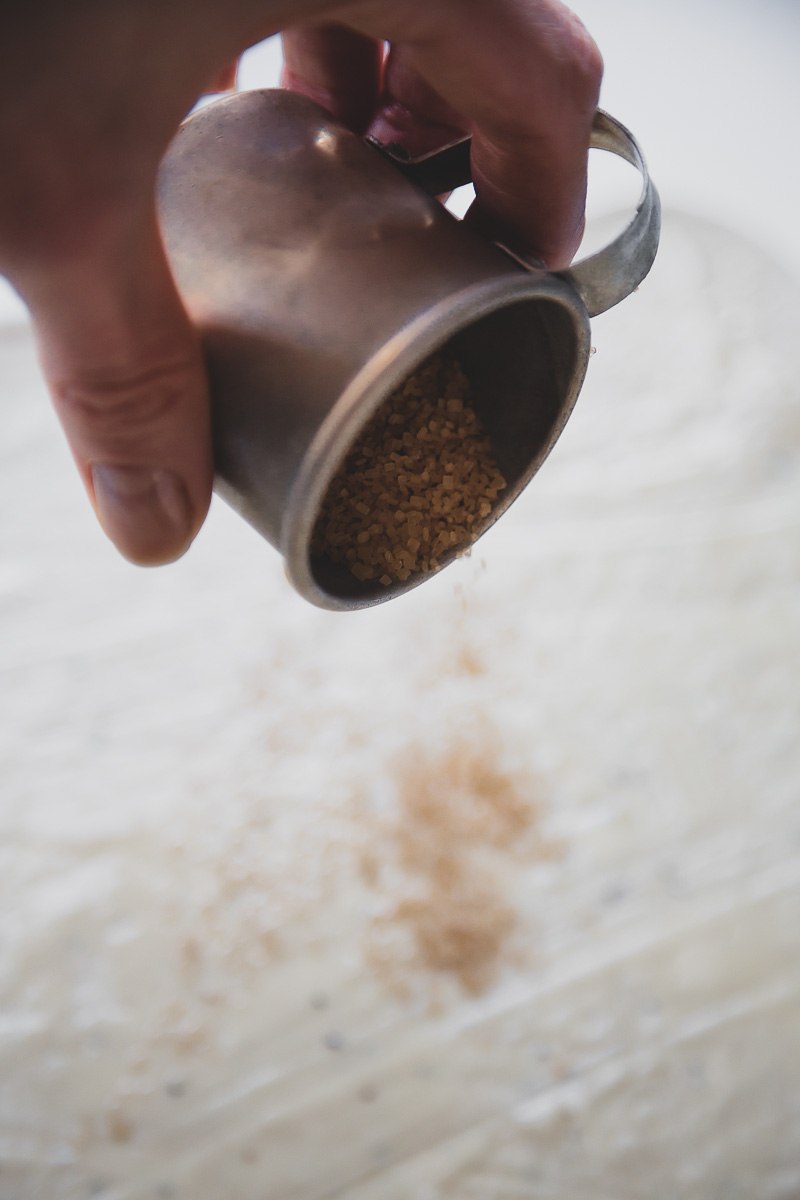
283, 270, 590, 611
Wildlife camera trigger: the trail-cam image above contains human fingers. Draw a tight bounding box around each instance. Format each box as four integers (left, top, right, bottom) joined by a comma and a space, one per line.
207, 59, 240, 94
365, 43, 468, 159
356, 0, 603, 268
0, 1, 258, 565
281, 23, 383, 134
17, 205, 212, 566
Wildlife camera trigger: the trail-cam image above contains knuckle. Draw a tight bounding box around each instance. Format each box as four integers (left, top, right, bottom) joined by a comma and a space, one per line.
559, 18, 604, 113
53, 358, 191, 454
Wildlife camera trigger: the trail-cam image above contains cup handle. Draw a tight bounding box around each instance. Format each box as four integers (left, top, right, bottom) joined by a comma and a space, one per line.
366, 109, 661, 318
560, 111, 661, 317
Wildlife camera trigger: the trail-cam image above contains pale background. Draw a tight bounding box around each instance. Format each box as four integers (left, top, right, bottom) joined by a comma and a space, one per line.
1, 3, 800, 1198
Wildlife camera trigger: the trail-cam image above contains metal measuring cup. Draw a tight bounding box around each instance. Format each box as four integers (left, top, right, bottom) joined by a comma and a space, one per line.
158, 89, 660, 609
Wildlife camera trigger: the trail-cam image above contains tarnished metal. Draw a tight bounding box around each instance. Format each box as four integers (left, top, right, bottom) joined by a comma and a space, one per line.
158, 90, 659, 610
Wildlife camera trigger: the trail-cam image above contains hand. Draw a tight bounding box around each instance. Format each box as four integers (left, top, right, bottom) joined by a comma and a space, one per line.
283, 1, 602, 267
0, 1, 601, 566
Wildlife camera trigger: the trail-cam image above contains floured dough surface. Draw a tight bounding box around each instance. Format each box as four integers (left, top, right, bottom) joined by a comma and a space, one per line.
1, 213, 799, 1199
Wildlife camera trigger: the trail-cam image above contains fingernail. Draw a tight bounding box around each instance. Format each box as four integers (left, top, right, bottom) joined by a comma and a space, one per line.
90, 464, 192, 564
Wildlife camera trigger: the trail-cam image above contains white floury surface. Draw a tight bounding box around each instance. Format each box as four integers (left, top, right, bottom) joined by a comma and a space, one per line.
2, 5, 800, 1199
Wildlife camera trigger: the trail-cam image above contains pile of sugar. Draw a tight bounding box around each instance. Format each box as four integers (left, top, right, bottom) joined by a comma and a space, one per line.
361, 718, 556, 995
311, 353, 507, 587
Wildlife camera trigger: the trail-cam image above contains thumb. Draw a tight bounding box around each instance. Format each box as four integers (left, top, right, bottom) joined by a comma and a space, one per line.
20, 205, 212, 566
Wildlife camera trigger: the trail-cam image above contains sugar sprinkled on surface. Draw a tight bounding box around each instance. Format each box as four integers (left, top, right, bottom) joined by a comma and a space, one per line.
360, 716, 557, 996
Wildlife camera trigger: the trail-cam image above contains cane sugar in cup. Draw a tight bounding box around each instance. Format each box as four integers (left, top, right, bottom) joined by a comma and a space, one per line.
310, 353, 507, 590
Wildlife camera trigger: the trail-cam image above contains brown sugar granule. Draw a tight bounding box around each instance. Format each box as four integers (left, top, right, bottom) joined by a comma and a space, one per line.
107, 1108, 133, 1144
394, 736, 537, 866
311, 353, 507, 586
378, 871, 517, 997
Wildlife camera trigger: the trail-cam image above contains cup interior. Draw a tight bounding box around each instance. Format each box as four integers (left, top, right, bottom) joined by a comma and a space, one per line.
308, 294, 583, 605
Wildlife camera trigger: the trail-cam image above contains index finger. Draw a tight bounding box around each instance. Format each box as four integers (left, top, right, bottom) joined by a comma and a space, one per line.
360, 0, 603, 268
